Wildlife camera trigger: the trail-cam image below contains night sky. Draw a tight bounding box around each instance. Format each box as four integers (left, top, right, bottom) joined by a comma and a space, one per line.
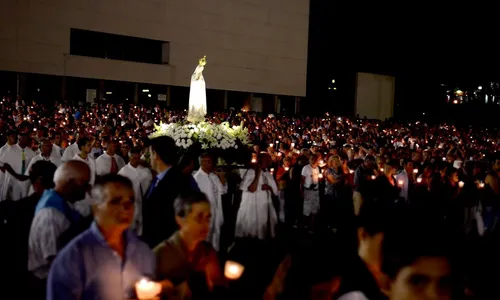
306, 2, 498, 120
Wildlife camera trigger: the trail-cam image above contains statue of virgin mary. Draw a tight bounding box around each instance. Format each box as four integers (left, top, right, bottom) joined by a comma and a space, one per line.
187, 56, 207, 124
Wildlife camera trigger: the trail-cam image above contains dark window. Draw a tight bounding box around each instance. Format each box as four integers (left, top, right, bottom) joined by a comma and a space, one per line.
70, 28, 168, 65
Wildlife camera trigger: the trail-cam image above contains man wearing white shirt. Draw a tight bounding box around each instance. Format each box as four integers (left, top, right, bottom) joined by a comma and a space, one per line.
395, 160, 415, 204
61, 142, 79, 163
72, 137, 96, 185
71, 137, 96, 217
0, 132, 36, 201
24, 139, 62, 196
51, 132, 64, 157
95, 139, 126, 176
118, 147, 152, 235
193, 153, 227, 251
61, 131, 85, 163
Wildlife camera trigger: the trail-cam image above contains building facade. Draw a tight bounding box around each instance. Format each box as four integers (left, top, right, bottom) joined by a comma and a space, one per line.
0, 0, 309, 112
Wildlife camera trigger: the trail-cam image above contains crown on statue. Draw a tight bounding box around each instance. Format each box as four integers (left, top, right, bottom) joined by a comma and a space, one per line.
199, 55, 207, 67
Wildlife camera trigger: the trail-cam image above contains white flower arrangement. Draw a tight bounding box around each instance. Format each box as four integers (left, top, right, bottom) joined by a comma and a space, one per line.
149, 121, 250, 150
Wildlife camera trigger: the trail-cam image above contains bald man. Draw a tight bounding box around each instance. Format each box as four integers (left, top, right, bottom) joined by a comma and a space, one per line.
28, 160, 91, 290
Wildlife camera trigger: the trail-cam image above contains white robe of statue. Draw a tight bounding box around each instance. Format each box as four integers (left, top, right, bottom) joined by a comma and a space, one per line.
187, 62, 207, 123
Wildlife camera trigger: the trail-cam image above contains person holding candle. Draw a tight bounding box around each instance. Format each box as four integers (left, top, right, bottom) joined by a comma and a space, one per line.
154, 191, 226, 299
373, 160, 401, 209
395, 159, 416, 204
46, 174, 157, 300
324, 155, 346, 230
235, 152, 279, 239
352, 156, 377, 216
289, 154, 309, 228
300, 153, 322, 231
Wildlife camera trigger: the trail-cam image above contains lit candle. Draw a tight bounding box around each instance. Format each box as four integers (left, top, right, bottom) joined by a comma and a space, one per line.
380, 168, 384, 172
458, 181, 464, 188
251, 158, 257, 163
318, 173, 323, 179
398, 180, 404, 186
416, 177, 422, 183
269, 143, 273, 148
135, 278, 161, 300
413, 169, 418, 174
291, 143, 295, 148
478, 182, 485, 189
349, 169, 354, 174
270, 168, 274, 174
224, 260, 244, 280
284, 167, 290, 171
371, 175, 376, 180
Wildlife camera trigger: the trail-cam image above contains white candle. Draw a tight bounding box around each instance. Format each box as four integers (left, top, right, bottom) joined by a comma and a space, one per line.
380, 168, 384, 172
270, 168, 274, 174
291, 143, 295, 148
251, 158, 257, 163
458, 181, 464, 188
371, 175, 376, 180
413, 169, 418, 174
318, 173, 323, 179
224, 260, 244, 280
135, 278, 161, 300
416, 177, 422, 183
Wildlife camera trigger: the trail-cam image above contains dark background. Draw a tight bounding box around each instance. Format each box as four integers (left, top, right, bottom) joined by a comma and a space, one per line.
306, 2, 499, 124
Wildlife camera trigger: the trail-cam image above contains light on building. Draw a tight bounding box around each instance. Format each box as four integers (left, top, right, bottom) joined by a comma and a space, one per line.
106, 91, 112, 95
148, 94, 152, 98
332, 79, 335, 83
142, 89, 150, 93
478, 86, 483, 90
333, 87, 337, 90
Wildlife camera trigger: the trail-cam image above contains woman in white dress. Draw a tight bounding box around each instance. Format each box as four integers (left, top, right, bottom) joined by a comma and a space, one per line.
235, 152, 279, 240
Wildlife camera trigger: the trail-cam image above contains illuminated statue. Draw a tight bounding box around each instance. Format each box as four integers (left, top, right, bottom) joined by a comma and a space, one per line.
187, 56, 207, 124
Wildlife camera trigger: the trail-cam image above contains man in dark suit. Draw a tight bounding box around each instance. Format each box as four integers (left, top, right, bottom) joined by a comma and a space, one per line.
142, 136, 199, 248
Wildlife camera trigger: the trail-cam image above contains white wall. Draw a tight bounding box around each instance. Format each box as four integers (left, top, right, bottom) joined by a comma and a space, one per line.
355, 72, 395, 120
0, 0, 309, 96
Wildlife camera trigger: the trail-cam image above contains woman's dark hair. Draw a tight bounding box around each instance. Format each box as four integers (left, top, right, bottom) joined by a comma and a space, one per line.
382, 218, 451, 279
174, 191, 210, 218
77, 136, 91, 150
29, 160, 57, 188
178, 154, 196, 170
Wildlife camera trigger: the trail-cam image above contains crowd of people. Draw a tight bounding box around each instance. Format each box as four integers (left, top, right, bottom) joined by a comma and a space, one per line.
1, 95, 500, 299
